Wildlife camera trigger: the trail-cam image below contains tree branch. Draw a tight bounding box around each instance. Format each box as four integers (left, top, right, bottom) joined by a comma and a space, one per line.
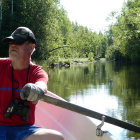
48, 46, 77, 52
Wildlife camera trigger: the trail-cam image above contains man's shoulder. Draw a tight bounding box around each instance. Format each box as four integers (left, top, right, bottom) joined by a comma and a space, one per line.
30, 62, 46, 74
30, 62, 42, 69
0, 58, 11, 64
29, 62, 48, 83
30, 62, 47, 75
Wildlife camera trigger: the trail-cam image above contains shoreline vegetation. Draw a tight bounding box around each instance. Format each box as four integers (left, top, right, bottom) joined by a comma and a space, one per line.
36, 58, 107, 68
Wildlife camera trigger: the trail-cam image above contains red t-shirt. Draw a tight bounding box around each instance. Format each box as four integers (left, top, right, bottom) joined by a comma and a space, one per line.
0, 58, 48, 125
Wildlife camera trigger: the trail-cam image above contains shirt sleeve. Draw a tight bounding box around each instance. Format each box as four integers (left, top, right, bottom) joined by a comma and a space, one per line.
0, 58, 11, 67
0, 58, 11, 63
30, 65, 48, 84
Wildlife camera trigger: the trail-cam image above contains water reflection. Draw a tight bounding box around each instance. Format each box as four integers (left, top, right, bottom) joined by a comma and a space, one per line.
43, 61, 140, 140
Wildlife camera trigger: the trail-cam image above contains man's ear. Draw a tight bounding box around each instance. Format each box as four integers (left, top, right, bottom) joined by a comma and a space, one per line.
31, 44, 36, 49
30, 44, 36, 55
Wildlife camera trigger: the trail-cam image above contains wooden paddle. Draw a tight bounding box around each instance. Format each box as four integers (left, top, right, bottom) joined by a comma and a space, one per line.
40, 92, 140, 133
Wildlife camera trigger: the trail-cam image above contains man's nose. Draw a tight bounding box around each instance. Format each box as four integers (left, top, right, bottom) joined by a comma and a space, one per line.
9, 44, 18, 48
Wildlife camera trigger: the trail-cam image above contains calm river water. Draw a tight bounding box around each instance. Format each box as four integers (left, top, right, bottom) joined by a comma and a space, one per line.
42, 61, 140, 140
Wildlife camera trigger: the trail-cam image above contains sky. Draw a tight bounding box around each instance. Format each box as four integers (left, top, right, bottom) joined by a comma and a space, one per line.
60, 0, 128, 32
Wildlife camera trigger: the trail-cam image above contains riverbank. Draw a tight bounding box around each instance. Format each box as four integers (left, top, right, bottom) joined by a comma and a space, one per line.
36, 58, 107, 68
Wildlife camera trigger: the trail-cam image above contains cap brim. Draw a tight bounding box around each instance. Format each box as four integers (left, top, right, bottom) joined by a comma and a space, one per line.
2, 36, 26, 44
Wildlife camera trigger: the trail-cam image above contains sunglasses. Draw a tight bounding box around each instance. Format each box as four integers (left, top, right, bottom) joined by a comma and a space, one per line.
8, 41, 24, 45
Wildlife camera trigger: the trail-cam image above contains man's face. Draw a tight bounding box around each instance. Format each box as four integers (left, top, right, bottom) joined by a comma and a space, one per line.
9, 41, 34, 61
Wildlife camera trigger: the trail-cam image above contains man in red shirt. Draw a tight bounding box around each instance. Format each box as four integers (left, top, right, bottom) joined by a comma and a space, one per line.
0, 27, 64, 140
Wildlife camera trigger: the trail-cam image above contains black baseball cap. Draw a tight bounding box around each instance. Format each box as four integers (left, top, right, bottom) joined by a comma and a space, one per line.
2, 27, 36, 44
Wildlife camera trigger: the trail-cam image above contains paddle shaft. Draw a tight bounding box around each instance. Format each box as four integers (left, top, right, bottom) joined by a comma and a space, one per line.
41, 94, 140, 133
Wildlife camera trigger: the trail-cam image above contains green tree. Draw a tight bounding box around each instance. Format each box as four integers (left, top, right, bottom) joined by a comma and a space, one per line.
106, 0, 140, 63
0, 0, 61, 59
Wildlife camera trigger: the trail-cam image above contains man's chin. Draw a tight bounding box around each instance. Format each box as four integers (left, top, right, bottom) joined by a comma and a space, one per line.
9, 55, 19, 61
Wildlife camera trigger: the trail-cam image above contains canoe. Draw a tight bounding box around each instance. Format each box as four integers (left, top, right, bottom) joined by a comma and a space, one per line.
35, 91, 117, 140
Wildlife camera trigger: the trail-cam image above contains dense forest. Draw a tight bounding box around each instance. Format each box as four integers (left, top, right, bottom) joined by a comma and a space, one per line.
0, 0, 140, 63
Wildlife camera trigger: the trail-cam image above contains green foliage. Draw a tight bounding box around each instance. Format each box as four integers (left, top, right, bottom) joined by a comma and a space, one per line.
88, 52, 94, 61
1, 0, 140, 63
0, 0, 108, 61
106, 0, 140, 63
0, 0, 53, 59
106, 46, 124, 61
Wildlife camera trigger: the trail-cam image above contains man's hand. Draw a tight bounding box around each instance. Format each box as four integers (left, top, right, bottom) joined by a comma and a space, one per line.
20, 83, 45, 104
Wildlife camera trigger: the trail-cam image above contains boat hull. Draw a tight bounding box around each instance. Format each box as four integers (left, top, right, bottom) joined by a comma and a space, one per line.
35, 91, 117, 140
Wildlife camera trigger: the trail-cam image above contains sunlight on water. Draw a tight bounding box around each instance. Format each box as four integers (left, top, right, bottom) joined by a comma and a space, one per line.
69, 85, 119, 116
68, 84, 127, 140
